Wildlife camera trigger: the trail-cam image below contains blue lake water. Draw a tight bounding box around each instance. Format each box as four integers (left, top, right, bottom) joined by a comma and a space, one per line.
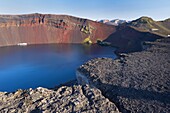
0, 44, 116, 92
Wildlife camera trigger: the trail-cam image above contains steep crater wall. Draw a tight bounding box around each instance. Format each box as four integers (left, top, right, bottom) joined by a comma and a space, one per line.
0, 13, 116, 47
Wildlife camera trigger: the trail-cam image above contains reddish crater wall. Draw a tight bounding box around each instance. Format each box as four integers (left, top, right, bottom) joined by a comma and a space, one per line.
0, 14, 116, 47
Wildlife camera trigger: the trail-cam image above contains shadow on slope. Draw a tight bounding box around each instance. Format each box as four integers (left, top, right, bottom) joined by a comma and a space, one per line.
104, 26, 163, 53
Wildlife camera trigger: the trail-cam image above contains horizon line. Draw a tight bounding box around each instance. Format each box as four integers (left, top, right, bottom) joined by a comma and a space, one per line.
0, 12, 169, 21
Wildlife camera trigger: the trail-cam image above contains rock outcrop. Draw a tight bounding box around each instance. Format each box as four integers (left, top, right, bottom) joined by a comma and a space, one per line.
0, 13, 116, 47
77, 37, 170, 112
0, 85, 119, 113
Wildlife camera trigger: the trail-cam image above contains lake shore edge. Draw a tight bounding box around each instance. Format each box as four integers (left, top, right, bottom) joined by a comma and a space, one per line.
0, 37, 170, 112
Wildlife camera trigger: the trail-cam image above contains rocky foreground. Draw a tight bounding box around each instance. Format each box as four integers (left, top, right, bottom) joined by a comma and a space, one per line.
0, 85, 119, 113
77, 37, 170, 112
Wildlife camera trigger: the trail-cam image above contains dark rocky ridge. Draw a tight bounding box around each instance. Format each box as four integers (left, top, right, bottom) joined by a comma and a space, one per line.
77, 37, 170, 112
0, 85, 119, 113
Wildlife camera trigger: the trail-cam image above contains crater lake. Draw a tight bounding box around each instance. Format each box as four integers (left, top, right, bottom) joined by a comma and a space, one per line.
0, 44, 116, 92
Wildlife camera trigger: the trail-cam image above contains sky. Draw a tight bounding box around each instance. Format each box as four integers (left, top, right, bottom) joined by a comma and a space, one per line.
0, 0, 169, 21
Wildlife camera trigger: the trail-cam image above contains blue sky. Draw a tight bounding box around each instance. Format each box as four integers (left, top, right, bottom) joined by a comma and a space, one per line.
0, 0, 169, 21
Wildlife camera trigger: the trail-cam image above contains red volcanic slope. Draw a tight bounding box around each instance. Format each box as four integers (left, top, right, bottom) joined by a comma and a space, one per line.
0, 13, 116, 47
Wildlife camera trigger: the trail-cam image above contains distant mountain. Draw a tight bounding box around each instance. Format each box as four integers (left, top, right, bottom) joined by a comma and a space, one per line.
128, 16, 170, 37
97, 19, 129, 26
110, 19, 129, 26
97, 19, 110, 23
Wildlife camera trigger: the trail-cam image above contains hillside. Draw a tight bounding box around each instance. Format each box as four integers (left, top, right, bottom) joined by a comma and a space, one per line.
128, 16, 170, 37
104, 25, 162, 53
0, 13, 116, 47
102, 17, 170, 53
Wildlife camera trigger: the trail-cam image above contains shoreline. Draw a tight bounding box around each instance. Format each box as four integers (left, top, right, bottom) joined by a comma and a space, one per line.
77, 37, 170, 112
0, 37, 169, 112
0, 37, 161, 93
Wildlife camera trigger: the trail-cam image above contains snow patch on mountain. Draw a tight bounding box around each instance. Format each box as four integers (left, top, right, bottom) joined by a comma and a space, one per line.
97, 19, 130, 26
